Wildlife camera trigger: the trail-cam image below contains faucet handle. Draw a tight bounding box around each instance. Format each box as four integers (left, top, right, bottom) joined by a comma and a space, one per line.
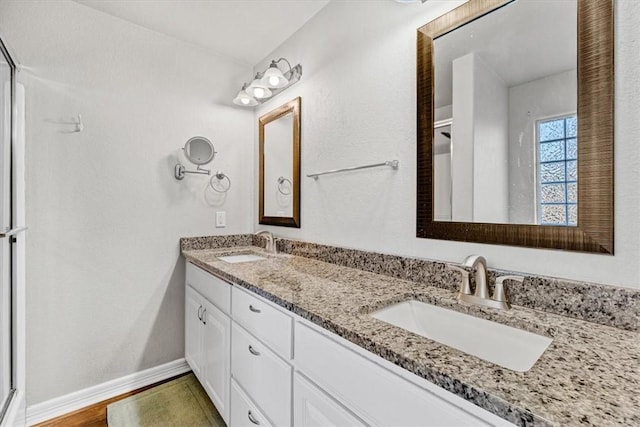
447, 264, 471, 295
493, 275, 524, 303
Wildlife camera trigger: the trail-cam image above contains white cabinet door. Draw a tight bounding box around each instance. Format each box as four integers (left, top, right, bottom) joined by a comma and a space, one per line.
295, 322, 496, 427
186, 285, 231, 424
202, 299, 231, 425
294, 373, 366, 427
185, 285, 204, 379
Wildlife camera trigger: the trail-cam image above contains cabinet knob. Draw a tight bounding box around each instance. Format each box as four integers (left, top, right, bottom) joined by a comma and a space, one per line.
249, 304, 261, 313
247, 410, 260, 425
248, 345, 261, 356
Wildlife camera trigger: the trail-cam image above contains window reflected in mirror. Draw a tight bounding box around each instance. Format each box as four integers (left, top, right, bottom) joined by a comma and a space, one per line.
537, 115, 577, 226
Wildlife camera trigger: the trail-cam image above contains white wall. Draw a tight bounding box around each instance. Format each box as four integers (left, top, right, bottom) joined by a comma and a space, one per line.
0, 0, 253, 405
508, 70, 577, 224
252, 0, 640, 289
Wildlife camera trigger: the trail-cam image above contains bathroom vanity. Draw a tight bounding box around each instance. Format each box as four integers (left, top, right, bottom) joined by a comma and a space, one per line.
181, 239, 639, 427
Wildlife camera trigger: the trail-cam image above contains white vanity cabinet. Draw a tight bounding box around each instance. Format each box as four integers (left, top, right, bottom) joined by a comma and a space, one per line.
185, 264, 232, 425
185, 261, 515, 427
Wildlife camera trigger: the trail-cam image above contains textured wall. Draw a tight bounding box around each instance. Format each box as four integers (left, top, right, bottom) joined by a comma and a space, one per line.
252, 0, 640, 289
0, 0, 253, 405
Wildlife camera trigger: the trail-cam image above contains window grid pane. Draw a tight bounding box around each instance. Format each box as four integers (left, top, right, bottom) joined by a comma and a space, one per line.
538, 116, 577, 226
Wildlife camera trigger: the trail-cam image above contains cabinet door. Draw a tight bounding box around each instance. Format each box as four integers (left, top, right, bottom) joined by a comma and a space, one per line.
185, 286, 203, 379
201, 299, 231, 425
295, 322, 495, 426
294, 373, 366, 427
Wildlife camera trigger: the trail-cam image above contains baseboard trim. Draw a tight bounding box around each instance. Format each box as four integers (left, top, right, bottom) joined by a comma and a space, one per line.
26, 358, 190, 426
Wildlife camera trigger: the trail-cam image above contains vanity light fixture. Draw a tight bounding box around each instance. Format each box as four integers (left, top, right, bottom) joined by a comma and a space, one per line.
233, 83, 259, 106
260, 58, 292, 88
233, 57, 302, 107
246, 74, 273, 99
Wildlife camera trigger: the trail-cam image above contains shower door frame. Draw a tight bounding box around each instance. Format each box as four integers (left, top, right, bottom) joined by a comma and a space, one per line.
0, 34, 24, 427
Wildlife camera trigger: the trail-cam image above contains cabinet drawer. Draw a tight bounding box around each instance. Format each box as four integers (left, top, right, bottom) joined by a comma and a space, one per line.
294, 373, 366, 427
232, 321, 292, 427
232, 286, 292, 359
231, 379, 273, 427
295, 322, 494, 427
186, 262, 231, 315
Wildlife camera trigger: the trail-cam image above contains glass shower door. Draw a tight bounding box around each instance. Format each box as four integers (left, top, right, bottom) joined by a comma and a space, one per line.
0, 38, 14, 421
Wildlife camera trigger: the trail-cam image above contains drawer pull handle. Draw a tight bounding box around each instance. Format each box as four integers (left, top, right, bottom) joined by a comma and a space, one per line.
247, 410, 260, 425
249, 304, 261, 313
197, 305, 203, 321
202, 308, 207, 325
248, 345, 261, 356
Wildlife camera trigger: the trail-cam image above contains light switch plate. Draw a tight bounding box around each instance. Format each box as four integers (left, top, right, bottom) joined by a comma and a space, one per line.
215, 211, 226, 228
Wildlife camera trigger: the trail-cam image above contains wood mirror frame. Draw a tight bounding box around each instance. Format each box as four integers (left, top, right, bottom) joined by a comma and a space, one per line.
259, 97, 301, 228
416, 0, 614, 254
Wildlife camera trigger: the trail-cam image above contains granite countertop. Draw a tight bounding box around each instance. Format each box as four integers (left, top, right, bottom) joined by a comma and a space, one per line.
182, 246, 640, 427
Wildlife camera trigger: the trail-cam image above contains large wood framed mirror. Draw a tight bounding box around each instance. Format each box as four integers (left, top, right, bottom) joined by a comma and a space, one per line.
259, 97, 301, 227
417, 0, 613, 253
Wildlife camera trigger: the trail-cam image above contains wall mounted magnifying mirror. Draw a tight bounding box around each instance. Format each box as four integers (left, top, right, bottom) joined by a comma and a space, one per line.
417, 0, 613, 253
259, 97, 301, 227
175, 136, 217, 180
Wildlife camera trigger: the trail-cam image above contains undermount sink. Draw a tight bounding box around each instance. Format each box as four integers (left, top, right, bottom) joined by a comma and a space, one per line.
217, 253, 266, 263
371, 300, 552, 372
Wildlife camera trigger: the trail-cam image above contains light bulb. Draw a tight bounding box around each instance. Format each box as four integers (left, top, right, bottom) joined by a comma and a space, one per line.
254, 87, 265, 98
269, 76, 280, 86
233, 85, 258, 107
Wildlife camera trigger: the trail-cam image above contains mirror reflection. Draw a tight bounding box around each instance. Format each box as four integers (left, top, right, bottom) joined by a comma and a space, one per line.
259, 97, 301, 228
433, 0, 577, 226
264, 112, 294, 218
184, 136, 215, 165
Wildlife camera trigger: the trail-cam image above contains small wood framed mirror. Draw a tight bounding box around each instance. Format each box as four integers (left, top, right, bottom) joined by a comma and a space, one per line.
259, 97, 301, 227
417, 0, 614, 253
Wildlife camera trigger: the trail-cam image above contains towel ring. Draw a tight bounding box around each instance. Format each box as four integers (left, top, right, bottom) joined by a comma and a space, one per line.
209, 171, 231, 193
277, 176, 292, 195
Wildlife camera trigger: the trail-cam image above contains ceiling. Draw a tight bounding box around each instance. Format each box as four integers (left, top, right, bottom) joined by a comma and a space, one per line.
434, 0, 577, 108
73, 0, 330, 65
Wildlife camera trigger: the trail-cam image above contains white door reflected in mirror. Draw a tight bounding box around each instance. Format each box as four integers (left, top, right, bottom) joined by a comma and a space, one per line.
433, 0, 578, 227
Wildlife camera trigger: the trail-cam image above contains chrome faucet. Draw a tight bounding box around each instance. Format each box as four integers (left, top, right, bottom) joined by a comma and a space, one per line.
255, 230, 277, 254
447, 255, 523, 311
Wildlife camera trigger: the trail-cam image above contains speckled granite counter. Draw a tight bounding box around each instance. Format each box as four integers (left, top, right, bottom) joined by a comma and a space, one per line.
182, 246, 640, 427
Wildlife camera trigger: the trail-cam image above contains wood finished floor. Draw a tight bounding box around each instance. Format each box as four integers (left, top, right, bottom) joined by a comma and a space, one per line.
33, 372, 191, 427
